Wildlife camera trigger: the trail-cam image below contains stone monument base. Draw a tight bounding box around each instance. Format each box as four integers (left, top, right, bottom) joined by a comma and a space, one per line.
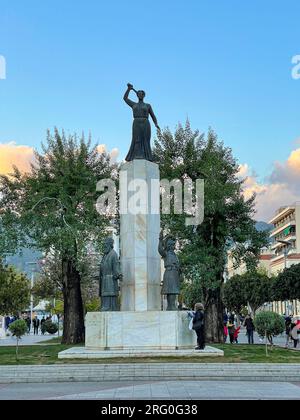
85, 311, 196, 350
58, 346, 224, 359
58, 311, 224, 359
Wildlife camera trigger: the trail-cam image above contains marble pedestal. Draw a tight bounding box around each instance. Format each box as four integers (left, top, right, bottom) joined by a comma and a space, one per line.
120, 160, 161, 311
84, 311, 196, 350
58, 311, 224, 359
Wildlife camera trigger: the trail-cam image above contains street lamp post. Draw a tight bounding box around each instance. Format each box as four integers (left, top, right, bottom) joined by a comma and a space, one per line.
277, 239, 292, 269
26, 262, 38, 333
277, 239, 292, 314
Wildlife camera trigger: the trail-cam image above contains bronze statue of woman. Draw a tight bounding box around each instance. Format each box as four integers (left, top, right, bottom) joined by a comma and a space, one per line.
123, 83, 160, 162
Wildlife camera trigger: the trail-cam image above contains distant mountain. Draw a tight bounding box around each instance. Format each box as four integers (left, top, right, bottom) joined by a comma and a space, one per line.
5, 248, 42, 276
255, 221, 272, 232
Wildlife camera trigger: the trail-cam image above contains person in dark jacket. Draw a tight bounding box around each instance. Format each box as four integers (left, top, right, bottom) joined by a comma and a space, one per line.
228, 321, 235, 344
193, 303, 205, 350
40, 317, 46, 335
33, 316, 40, 335
285, 315, 292, 348
244, 314, 255, 344
25, 316, 31, 334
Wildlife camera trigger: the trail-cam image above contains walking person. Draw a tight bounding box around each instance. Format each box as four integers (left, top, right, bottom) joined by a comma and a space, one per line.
244, 314, 255, 344
40, 317, 46, 335
234, 326, 241, 344
291, 318, 300, 349
228, 320, 235, 344
192, 303, 205, 350
25, 316, 31, 334
285, 314, 292, 348
223, 324, 228, 343
33, 316, 40, 335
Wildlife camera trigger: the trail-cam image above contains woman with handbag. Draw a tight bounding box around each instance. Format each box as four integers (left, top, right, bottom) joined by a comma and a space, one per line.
193, 303, 205, 350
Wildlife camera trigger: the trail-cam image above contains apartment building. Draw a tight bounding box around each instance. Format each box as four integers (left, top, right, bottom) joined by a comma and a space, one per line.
227, 247, 273, 279
269, 203, 300, 273
226, 203, 300, 316
269, 203, 300, 316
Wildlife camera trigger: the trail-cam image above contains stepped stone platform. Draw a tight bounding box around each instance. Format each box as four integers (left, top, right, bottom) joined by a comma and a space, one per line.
58, 346, 224, 359
1, 363, 300, 383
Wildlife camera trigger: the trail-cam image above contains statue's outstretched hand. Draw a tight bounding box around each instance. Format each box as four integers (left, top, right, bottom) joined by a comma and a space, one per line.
127, 83, 133, 90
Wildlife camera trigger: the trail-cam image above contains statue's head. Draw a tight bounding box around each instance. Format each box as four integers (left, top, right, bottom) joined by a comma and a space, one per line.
166, 237, 176, 251
104, 237, 114, 254
137, 90, 146, 100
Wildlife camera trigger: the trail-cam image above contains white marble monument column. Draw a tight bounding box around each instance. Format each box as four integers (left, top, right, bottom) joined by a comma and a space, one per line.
120, 159, 161, 311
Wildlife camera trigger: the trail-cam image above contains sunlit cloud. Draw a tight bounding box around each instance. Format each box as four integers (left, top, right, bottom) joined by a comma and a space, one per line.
240, 147, 300, 221
0, 142, 35, 175
97, 144, 119, 163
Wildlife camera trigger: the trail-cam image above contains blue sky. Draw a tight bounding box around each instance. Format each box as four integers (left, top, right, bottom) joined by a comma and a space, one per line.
0, 0, 300, 184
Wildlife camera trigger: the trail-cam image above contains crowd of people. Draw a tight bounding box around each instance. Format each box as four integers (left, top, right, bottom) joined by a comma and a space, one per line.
284, 314, 300, 349
4, 314, 53, 335
222, 311, 300, 348
223, 312, 255, 345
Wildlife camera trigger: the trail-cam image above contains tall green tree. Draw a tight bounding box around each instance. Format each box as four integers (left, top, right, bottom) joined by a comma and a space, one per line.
223, 274, 245, 315
0, 262, 30, 314
224, 270, 272, 315
271, 263, 300, 302
0, 129, 115, 344
153, 122, 267, 342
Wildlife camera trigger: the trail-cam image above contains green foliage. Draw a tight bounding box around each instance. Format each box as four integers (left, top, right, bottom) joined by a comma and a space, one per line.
43, 321, 58, 335
224, 270, 271, 315
8, 319, 27, 339
223, 275, 245, 315
0, 263, 30, 314
45, 299, 64, 316
32, 276, 60, 301
0, 129, 115, 259
153, 122, 268, 339
254, 311, 285, 339
0, 129, 116, 344
85, 297, 100, 313
271, 263, 300, 301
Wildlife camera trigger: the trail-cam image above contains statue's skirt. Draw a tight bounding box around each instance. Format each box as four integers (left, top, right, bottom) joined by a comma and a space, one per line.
161, 269, 180, 295
125, 118, 153, 161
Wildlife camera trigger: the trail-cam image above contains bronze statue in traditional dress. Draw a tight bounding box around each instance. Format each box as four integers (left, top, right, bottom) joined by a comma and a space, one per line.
123, 83, 160, 162
158, 232, 180, 311
99, 237, 122, 311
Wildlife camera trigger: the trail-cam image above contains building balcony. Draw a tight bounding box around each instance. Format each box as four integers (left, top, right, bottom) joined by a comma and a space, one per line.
271, 235, 297, 250
270, 220, 296, 238
269, 206, 295, 225
270, 248, 298, 262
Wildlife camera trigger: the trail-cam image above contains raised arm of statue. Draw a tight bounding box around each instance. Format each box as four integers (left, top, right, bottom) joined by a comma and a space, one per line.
149, 105, 160, 131
158, 234, 166, 258
123, 83, 136, 108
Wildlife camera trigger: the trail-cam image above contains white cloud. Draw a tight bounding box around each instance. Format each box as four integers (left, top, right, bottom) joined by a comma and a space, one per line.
0, 142, 35, 175
240, 147, 300, 221
97, 144, 119, 163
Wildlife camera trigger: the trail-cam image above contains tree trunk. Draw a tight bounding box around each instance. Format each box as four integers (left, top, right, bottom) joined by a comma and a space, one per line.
16, 338, 19, 361
205, 288, 224, 343
61, 257, 85, 344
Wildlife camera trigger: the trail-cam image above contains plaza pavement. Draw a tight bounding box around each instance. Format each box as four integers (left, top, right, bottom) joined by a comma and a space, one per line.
227, 328, 300, 350
0, 333, 58, 346
0, 380, 300, 400
1, 328, 298, 348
